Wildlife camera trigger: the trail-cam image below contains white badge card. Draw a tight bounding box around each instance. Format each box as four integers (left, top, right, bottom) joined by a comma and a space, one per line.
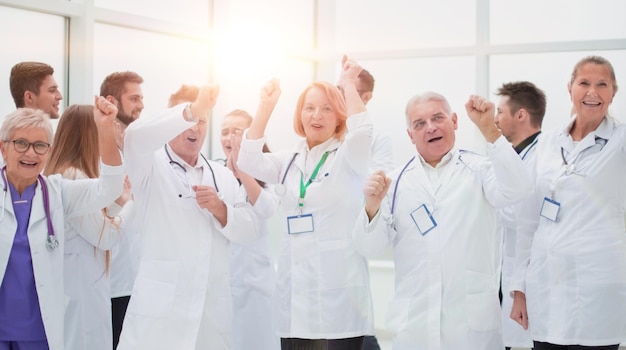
287, 213, 314, 234
410, 204, 437, 236
540, 197, 560, 222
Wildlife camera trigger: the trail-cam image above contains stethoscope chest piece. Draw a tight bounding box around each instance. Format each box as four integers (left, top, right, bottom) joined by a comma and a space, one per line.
46, 234, 59, 252
275, 184, 286, 197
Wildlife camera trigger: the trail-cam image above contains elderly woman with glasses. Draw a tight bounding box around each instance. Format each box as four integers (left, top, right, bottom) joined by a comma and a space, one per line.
0, 98, 124, 350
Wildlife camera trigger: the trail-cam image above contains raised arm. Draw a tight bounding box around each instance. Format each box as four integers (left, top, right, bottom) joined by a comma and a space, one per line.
94, 96, 122, 166
464, 95, 502, 144
247, 78, 281, 140
364, 170, 392, 221
338, 55, 366, 118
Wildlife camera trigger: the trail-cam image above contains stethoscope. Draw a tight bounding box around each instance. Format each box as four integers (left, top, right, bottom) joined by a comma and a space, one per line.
1, 166, 59, 252
274, 152, 331, 197
390, 151, 477, 217
163, 145, 220, 197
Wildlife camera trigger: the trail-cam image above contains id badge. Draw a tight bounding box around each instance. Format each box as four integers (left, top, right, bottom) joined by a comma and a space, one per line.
540, 197, 560, 222
410, 204, 437, 236
287, 213, 314, 234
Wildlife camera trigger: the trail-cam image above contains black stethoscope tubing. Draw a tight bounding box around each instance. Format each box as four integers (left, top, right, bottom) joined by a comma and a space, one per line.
163, 145, 219, 195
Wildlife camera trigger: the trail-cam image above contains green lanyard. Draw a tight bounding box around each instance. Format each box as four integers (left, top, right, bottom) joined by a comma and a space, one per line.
298, 151, 330, 208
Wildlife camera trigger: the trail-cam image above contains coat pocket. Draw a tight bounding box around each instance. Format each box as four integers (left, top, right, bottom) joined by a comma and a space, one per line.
130, 260, 179, 317
465, 270, 500, 332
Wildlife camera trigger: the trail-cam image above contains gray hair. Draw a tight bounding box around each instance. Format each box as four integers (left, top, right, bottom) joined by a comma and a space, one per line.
405, 91, 452, 127
569, 55, 618, 94
0, 108, 54, 144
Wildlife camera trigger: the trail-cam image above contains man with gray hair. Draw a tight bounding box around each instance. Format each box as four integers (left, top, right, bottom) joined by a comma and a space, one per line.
352, 92, 532, 349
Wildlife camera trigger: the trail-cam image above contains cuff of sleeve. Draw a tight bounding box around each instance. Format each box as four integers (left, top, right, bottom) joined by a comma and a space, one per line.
241, 129, 267, 151
486, 134, 509, 151
346, 111, 372, 131
364, 206, 382, 233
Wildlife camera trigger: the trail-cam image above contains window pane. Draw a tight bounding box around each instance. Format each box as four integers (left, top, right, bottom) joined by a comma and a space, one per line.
93, 23, 211, 148
95, 0, 209, 27
335, 0, 476, 51
490, 50, 626, 132
356, 56, 477, 170
211, 58, 315, 158
490, 0, 626, 44
213, 0, 314, 54
0, 6, 66, 119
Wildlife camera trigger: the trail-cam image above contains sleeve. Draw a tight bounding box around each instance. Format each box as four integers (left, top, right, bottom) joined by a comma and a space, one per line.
343, 112, 374, 176
251, 185, 279, 220
61, 162, 125, 219
482, 135, 534, 208
124, 104, 197, 187
509, 151, 541, 295
214, 178, 260, 244
352, 187, 395, 258
370, 131, 395, 173
237, 131, 287, 184
66, 210, 122, 250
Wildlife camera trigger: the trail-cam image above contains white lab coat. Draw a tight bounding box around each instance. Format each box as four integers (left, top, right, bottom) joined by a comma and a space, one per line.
237, 112, 375, 339
353, 136, 533, 350
62, 168, 133, 350
495, 140, 537, 348
109, 198, 140, 299
118, 104, 258, 350
371, 131, 395, 173
511, 116, 626, 346
0, 163, 124, 350
230, 185, 280, 350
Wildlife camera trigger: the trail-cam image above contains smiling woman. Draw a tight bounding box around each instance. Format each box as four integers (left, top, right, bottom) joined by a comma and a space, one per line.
0, 102, 124, 350
236, 57, 375, 350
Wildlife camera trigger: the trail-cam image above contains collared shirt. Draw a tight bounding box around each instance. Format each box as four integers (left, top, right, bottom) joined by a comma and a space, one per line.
513, 131, 541, 155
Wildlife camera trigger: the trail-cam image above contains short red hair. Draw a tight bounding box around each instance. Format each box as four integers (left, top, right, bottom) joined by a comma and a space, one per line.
293, 81, 347, 140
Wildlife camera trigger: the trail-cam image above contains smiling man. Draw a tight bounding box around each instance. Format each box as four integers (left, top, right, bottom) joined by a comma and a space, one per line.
352, 91, 533, 350
9, 62, 63, 119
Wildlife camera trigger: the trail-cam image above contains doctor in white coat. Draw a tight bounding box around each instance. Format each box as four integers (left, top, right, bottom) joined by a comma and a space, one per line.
42, 104, 135, 350
0, 102, 124, 350
352, 92, 533, 350
510, 56, 626, 350
220, 109, 280, 350
117, 84, 259, 350
492, 81, 546, 350
237, 57, 375, 349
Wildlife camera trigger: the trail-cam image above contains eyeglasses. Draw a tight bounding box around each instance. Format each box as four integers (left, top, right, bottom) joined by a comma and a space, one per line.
5, 139, 51, 155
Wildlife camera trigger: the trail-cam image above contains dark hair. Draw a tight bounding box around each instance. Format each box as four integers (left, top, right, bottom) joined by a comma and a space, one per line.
357, 69, 375, 93
10, 62, 54, 108
495, 81, 547, 128
569, 55, 619, 94
99, 71, 144, 103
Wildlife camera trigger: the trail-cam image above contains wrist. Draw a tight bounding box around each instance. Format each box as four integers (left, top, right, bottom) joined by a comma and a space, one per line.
184, 103, 199, 123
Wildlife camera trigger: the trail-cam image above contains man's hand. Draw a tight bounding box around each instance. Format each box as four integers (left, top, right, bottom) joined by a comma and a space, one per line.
364, 170, 391, 220
94, 95, 118, 129
464, 95, 501, 143
510, 291, 530, 330
259, 78, 281, 108
189, 84, 220, 122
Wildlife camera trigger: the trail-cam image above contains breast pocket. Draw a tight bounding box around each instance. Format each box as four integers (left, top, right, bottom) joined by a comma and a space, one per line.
130, 260, 180, 317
